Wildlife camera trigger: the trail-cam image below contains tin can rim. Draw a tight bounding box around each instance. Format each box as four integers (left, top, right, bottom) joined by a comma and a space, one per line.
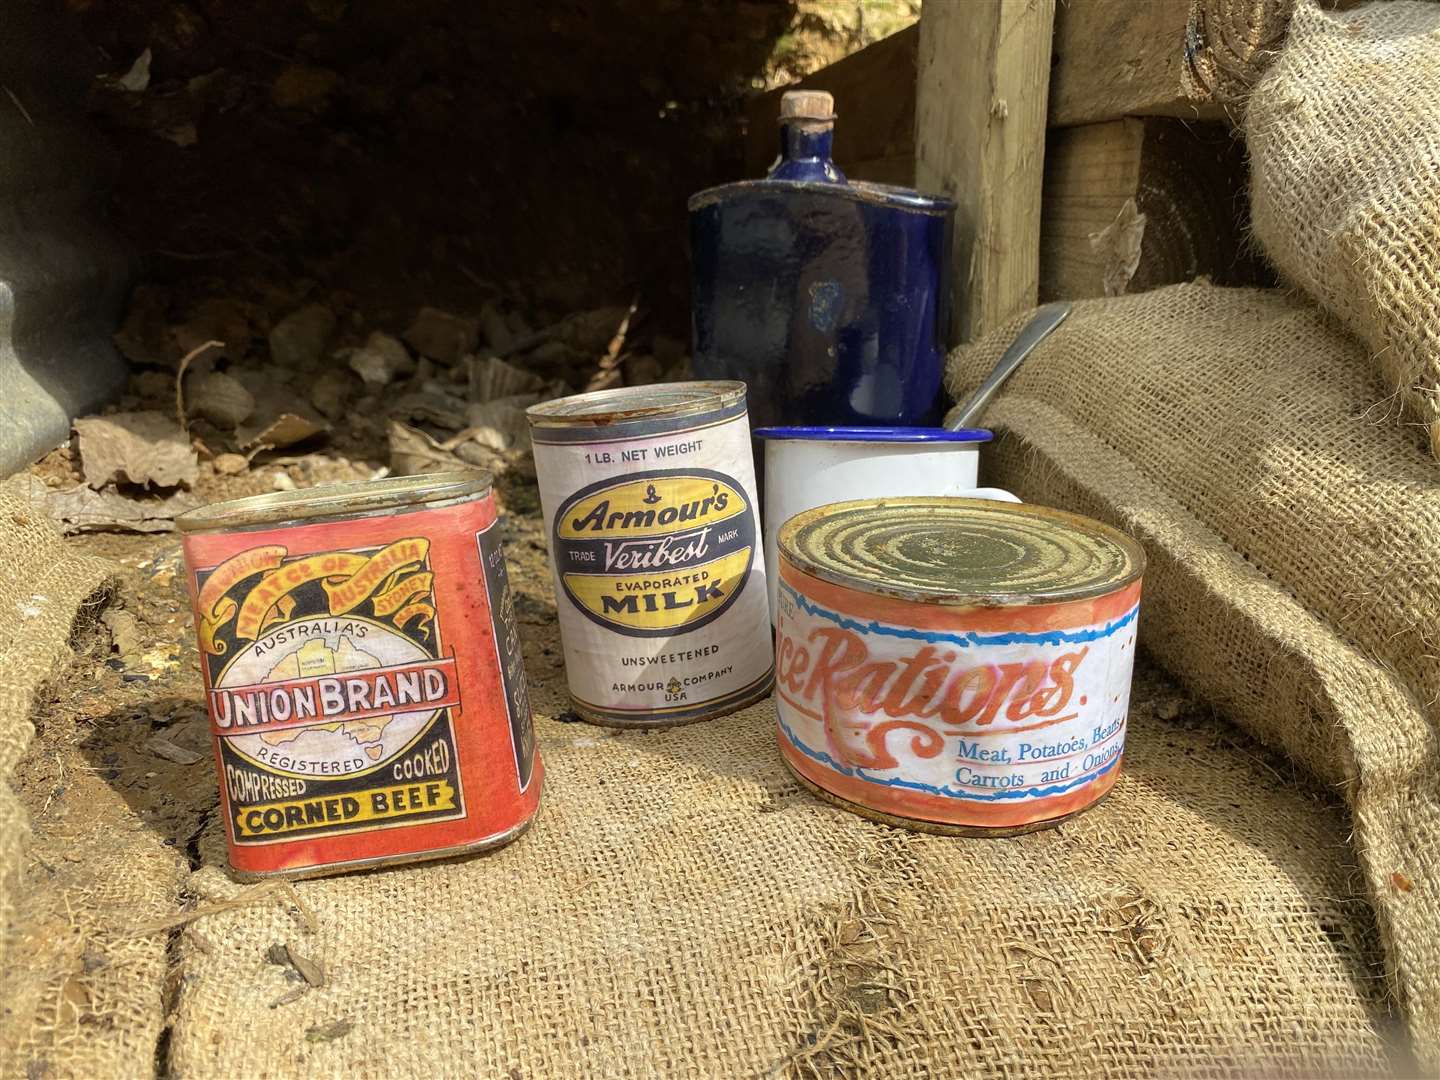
753, 424, 992, 444
778, 496, 1146, 606
526, 380, 746, 428
175, 469, 493, 534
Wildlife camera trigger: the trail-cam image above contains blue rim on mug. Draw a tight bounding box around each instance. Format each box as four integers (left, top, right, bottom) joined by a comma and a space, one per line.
752, 425, 993, 443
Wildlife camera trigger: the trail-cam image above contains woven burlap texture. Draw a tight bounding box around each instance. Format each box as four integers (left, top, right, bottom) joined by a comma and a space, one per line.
0, 475, 189, 1080
947, 283, 1440, 1069
1246, 0, 1440, 455
166, 670, 1392, 1078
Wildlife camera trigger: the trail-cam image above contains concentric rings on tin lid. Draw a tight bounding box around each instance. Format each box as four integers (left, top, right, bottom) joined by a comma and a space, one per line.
175, 470, 493, 533
526, 380, 745, 428
778, 496, 1145, 606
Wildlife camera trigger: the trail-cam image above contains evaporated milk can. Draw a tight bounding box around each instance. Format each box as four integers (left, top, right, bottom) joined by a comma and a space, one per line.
774, 496, 1145, 834
527, 382, 774, 726
176, 472, 541, 878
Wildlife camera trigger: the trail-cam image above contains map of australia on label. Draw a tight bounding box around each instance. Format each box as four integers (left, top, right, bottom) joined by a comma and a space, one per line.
213, 615, 455, 779
261, 636, 390, 758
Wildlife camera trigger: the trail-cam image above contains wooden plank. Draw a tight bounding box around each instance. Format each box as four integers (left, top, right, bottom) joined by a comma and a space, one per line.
743, 28, 918, 184
745, 0, 1234, 186
916, 0, 1056, 344
1038, 117, 1271, 300
1040, 119, 1147, 299
1050, 0, 1228, 126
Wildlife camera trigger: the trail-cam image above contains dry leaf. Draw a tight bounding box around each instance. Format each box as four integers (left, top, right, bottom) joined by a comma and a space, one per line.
74, 411, 199, 490
1090, 198, 1148, 297
348, 331, 414, 387
239, 413, 329, 451
466, 355, 545, 404
389, 390, 468, 431
115, 48, 152, 92
40, 482, 198, 534
146, 735, 204, 765
453, 442, 508, 471
584, 300, 637, 393
388, 421, 466, 476
459, 394, 538, 452
285, 944, 326, 987
305, 1019, 352, 1043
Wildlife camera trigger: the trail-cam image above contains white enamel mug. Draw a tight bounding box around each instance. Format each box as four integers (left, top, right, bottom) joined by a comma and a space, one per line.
753, 426, 1019, 619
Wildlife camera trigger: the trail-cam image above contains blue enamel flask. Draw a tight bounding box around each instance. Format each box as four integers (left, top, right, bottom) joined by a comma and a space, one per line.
689, 90, 954, 429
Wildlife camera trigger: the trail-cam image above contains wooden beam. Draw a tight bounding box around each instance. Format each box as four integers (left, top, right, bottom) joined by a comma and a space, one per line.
1038, 117, 1270, 301
745, 0, 1239, 186
1181, 0, 1298, 107
1049, 0, 1228, 126
743, 29, 918, 184
916, 0, 1056, 344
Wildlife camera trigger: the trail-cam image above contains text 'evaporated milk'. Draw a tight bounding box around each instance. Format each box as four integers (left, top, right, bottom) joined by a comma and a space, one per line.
528, 382, 774, 726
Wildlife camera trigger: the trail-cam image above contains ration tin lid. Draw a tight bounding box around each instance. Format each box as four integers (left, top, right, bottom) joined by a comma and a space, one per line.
778, 496, 1145, 606
175, 470, 493, 534
526, 380, 745, 430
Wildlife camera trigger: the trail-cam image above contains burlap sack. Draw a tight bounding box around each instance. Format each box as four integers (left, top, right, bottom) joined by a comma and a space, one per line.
947, 282, 1440, 1069
167, 694, 1394, 1078
157, 507, 1397, 1078
0, 476, 188, 1080
1246, 0, 1440, 454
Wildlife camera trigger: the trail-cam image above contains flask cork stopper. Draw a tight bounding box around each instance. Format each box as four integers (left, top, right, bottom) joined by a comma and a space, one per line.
780, 90, 835, 124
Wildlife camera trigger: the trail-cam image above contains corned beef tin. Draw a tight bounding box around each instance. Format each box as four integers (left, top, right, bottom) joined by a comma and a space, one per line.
527, 382, 774, 726
774, 496, 1144, 834
176, 471, 541, 878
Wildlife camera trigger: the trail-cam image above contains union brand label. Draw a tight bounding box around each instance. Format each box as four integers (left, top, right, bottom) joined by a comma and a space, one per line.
182, 490, 542, 876
774, 562, 1139, 830
531, 396, 774, 725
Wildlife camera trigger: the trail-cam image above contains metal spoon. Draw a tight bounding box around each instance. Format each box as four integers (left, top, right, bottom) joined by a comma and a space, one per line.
946, 301, 1072, 429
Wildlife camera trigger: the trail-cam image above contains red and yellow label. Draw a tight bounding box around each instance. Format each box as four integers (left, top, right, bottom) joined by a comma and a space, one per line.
181, 494, 542, 876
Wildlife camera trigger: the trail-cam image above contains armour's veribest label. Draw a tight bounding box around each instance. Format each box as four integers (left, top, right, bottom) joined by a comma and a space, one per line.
532, 401, 774, 725
552, 468, 756, 636
182, 490, 542, 877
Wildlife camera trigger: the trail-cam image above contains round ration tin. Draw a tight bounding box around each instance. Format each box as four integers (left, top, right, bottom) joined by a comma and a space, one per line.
527, 381, 774, 726
773, 497, 1145, 834
176, 472, 542, 879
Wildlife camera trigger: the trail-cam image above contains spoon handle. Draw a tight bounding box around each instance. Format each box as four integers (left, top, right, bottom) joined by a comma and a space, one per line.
946, 302, 1073, 430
